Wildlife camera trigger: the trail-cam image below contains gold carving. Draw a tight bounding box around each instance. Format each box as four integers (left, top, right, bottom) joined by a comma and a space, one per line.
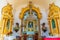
19, 2, 42, 20
19, 1, 42, 37
2, 3, 13, 34
48, 3, 60, 36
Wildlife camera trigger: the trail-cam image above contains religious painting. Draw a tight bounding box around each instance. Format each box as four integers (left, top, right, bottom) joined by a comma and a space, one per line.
7, 19, 10, 30
52, 19, 56, 29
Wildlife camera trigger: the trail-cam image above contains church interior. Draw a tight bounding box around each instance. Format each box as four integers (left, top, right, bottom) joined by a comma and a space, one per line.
0, 0, 60, 40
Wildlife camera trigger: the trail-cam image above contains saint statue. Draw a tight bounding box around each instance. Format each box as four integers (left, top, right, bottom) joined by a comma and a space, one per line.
14, 23, 19, 32
42, 23, 47, 32
28, 22, 33, 28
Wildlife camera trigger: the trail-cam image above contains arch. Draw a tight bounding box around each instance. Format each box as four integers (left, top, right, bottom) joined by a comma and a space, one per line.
19, 2, 42, 38
19, 3, 42, 20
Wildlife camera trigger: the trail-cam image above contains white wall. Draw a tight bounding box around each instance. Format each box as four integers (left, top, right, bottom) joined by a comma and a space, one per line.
0, 0, 7, 20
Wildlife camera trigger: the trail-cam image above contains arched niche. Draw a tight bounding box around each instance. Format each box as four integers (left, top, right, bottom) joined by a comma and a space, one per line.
48, 3, 60, 36
19, 1, 42, 37
2, 3, 13, 34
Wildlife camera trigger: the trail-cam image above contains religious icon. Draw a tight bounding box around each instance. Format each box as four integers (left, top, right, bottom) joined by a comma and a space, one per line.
52, 19, 56, 29
28, 21, 33, 28
7, 19, 10, 29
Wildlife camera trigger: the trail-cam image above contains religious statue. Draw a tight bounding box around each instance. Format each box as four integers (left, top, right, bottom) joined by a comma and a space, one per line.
41, 23, 49, 38
28, 21, 33, 28
7, 19, 10, 29
42, 23, 47, 32
13, 23, 19, 32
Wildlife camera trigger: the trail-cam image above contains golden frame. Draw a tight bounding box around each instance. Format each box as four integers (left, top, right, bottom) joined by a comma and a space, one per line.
19, 3, 42, 20
48, 3, 60, 35
2, 3, 13, 34
19, 2, 42, 36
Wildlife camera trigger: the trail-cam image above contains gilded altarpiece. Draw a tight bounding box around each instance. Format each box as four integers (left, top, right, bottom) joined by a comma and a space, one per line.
1, 4, 13, 34
19, 2, 42, 37
48, 3, 60, 36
